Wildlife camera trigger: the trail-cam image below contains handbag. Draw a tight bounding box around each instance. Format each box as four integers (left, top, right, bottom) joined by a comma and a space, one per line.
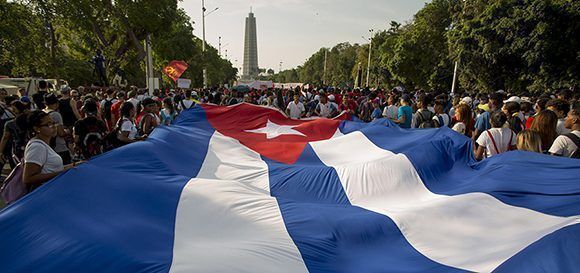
1, 139, 49, 205
0, 156, 26, 205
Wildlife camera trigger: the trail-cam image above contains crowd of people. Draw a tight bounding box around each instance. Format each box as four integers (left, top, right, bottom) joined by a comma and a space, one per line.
0, 81, 578, 202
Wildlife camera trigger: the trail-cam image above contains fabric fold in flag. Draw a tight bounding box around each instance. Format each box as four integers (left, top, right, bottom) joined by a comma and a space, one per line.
1, 103, 579, 273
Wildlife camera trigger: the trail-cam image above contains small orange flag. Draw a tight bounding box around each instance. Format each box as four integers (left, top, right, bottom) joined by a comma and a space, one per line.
163, 61, 189, 82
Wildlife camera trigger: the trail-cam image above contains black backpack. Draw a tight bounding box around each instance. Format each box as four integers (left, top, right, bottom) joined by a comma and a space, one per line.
101, 99, 114, 121
80, 119, 107, 159
104, 118, 128, 151
417, 110, 435, 128
564, 133, 580, 159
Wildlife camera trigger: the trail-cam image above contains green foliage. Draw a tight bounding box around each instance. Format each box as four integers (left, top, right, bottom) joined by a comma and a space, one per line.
271, 0, 577, 94
0, 0, 236, 87
449, 0, 579, 92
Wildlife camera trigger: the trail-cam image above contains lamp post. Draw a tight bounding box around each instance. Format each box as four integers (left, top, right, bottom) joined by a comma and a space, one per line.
366, 29, 373, 88
323, 48, 328, 86
202, 0, 218, 88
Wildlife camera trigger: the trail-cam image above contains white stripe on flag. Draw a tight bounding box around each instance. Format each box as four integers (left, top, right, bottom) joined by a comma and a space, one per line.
169, 179, 308, 273
311, 131, 580, 272
197, 131, 270, 192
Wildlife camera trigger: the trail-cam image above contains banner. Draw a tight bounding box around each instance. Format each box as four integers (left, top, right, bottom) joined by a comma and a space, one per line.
163, 61, 189, 82
177, 78, 191, 89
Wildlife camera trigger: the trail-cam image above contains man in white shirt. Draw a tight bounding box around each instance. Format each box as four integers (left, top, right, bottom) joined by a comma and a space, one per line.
433, 100, 451, 127
286, 94, 305, 119
315, 96, 337, 118
549, 106, 580, 158
127, 90, 140, 110
547, 99, 571, 135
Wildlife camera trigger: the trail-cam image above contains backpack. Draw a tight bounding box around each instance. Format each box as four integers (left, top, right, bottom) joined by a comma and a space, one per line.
417, 110, 436, 128
180, 100, 195, 110
101, 99, 114, 121
104, 118, 127, 151
79, 118, 106, 159
1, 140, 47, 204
138, 112, 155, 135
564, 133, 580, 159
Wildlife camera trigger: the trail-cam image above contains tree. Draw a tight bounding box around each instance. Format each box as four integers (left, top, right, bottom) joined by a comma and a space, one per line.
387, 0, 455, 91
0, 1, 49, 77
449, 0, 579, 93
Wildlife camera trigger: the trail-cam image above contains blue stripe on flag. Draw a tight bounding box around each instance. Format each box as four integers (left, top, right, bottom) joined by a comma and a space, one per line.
345, 122, 580, 217
493, 223, 580, 273
265, 143, 464, 272
0, 107, 214, 273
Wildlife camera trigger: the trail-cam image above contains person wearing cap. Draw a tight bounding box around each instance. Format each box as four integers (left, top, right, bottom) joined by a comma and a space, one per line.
315, 96, 337, 118
44, 93, 72, 164
391, 95, 413, 129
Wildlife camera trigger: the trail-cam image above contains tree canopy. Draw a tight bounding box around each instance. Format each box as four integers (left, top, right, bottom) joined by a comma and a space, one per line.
0, 0, 237, 87
268, 0, 578, 93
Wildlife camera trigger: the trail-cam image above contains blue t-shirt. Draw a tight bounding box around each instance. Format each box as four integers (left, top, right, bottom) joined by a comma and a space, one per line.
475, 111, 491, 132
398, 105, 413, 128
371, 108, 382, 120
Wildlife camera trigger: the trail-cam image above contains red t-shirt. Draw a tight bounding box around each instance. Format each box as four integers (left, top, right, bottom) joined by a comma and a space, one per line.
526, 116, 535, 129
111, 100, 123, 123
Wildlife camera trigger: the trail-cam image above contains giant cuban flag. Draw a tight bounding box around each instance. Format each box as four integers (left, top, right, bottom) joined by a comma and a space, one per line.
1, 104, 579, 273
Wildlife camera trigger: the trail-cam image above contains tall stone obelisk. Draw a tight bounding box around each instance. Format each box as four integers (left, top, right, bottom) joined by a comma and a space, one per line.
242, 8, 258, 79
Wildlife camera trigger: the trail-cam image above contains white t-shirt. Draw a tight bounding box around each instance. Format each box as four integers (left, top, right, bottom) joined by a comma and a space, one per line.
452, 122, 466, 135
316, 102, 335, 118
476, 128, 516, 158
100, 98, 118, 110
128, 98, 140, 110
120, 119, 138, 140
549, 130, 580, 157
433, 113, 451, 127
383, 105, 398, 120
24, 139, 64, 174
0, 105, 15, 120
286, 101, 305, 119
556, 119, 572, 135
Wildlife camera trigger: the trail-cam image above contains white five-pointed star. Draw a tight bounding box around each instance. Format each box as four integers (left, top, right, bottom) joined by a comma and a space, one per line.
244, 119, 306, 139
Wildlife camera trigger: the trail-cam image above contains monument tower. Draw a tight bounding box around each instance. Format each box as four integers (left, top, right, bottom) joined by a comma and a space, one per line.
242, 8, 258, 79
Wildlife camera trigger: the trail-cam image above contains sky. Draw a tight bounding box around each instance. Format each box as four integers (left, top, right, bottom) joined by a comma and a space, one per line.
179, 0, 430, 73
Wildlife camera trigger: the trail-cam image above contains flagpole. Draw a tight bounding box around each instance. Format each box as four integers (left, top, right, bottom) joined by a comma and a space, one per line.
202, 0, 207, 89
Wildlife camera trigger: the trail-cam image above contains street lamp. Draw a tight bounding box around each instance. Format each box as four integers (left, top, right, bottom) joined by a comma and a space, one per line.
202, 0, 219, 88
365, 29, 373, 88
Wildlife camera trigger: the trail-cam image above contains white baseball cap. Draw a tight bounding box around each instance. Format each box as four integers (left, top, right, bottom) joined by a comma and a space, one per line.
503, 96, 521, 103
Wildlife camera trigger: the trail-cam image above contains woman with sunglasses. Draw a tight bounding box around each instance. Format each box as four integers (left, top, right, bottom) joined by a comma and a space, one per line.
22, 110, 81, 193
